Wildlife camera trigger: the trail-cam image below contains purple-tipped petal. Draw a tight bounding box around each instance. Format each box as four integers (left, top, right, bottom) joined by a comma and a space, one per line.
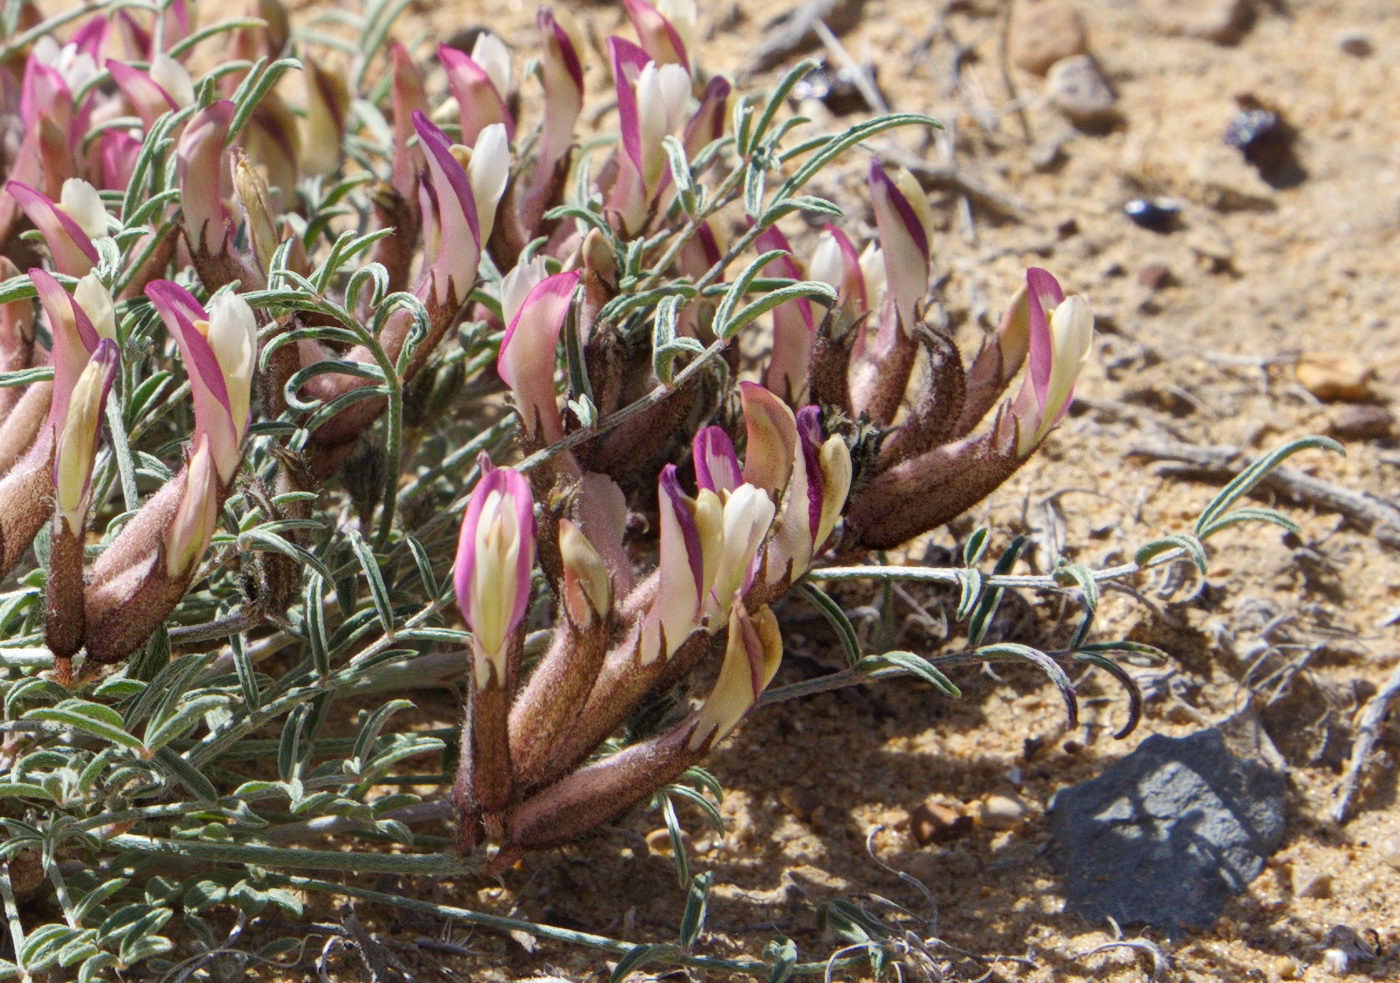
869, 160, 929, 331
756, 226, 816, 405
6, 181, 99, 275
438, 44, 514, 145
795, 406, 826, 540
106, 58, 179, 128
659, 463, 705, 613
30, 267, 99, 431
693, 427, 743, 494
683, 75, 730, 159
623, 0, 690, 70
537, 9, 584, 174
146, 280, 240, 478
413, 111, 482, 306
608, 36, 652, 178
1024, 267, 1065, 409
176, 101, 235, 257
100, 129, 142, 190
497, 271, 580, 445
71, 16, 109, 57
454, 456, 536, 660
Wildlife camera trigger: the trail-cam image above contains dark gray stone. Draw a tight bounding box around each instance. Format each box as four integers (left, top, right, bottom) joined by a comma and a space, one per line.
1048, 728, 1286, 932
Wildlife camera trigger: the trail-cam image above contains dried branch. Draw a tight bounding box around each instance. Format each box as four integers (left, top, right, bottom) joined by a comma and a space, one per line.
1331, 660, 1400, 824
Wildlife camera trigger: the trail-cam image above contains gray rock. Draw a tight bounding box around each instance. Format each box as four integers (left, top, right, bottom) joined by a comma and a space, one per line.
1048, 728, 1286, 932
1046, 55, 1117, 128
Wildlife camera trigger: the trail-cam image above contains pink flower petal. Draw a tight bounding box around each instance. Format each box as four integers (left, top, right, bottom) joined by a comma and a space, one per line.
1024, 267, 1064, 410
438, 44, 514, 145
497, 271, 580, 444
6, 181, 99, 276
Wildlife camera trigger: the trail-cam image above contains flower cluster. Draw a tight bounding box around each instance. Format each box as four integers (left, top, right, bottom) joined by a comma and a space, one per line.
0, 0, 1094, 859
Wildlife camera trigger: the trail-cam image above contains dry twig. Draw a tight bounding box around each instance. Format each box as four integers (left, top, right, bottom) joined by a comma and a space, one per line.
1331, 660, 1400, 824
745, 0, 868, 75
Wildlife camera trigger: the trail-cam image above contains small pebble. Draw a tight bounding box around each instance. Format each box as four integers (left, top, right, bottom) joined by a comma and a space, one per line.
911, 799, 974, 845
1141, 0, 1254, 44
1295, 354, 1376, 401
1224, 107, 1292, 170
1274, 954, 1299, 980
1046, 54, 1117, 128
1328, 404, 1394, 441
1056, 217, 1080, 239
645, 827, 679, 857
1008, 0, 1087, 75
1124, 197, 1180, 232
1031, 138, 1068, 172
1381, 836, 1400, 870
1137, 263, 1174, 290
1336, 30, 1373, 57
1293, 869, 1333, 899
791, 60, 881, 115
979, 794, 1027, 830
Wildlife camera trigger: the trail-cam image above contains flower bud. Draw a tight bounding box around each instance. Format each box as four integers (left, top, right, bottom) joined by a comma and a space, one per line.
537, 8, 584, 177
412, 112, 482, 308
808, 224, 869, 334
624, 0, 693, 71
177, 101, 236, 260
439, 36, 514, 147
455, 459, 536, 683
683, 75, 730, 159
146, 281, 256, 483
233, 150, 280, 273
300, 55, 350, 175
99, 130, 142, 191
869, 160, 931, 332
53, 339, 118, 536
559, 518, 611, 626
165, 437, 220, 577
389, 43, 429, 203
756, 226, 816, 406
497, 271, 580, 445
1015, 273, 1093, 456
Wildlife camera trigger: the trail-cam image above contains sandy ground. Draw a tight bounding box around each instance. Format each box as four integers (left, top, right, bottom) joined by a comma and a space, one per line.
269, 0, 1400, 978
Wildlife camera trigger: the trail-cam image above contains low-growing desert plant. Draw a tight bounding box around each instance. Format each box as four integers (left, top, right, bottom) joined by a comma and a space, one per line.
0, 0, 1335, 976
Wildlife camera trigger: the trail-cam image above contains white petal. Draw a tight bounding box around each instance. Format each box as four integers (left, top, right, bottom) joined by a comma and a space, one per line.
471, 32, 512, 98
469, 122, 510, 244
500, 257, 548, 328
73, 273, 116, 341
60, 178, 109, 240
150, 52, 195, 108
207, 292, 257, 439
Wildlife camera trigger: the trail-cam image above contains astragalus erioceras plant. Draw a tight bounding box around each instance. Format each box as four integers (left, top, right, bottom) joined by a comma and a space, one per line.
0, 0, 1123, 969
